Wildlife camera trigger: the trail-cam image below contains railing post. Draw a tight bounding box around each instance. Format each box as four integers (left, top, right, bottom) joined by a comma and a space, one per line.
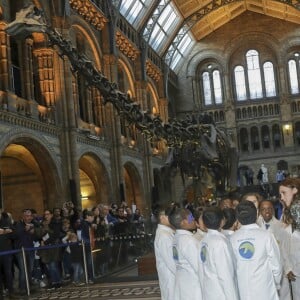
21, 247, 30, 296
82, 241, 88, 284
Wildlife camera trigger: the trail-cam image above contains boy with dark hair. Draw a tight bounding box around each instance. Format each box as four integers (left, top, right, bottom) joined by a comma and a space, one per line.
230, 201, 282, 300
200, 207, 239, 300
169, 208, 203, 300
222, 208, 238, 237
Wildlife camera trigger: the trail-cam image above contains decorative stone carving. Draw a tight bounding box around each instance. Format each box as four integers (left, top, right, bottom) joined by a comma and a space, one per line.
69, 0, 108, 31
115, 31, 139, 61
146, 60, 161, 82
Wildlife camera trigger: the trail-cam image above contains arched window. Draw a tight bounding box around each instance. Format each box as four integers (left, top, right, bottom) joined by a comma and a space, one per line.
288, 59, 299, 94
247, 50, 263, 99
239, 128, 249, 152
213, 70, 222, 104
261, 125, 270, 149
295, 122, 300, 145
272, 124, 281, 148
247, 107, 252, 118
251, 127, 260, 150
234, 49, 277, 101
253, 107, 257, 117
202, 72, 212, 105
234, 66, 247, 101
10, 38, 22, 98
219, 111, 224, 122
200, 64, 224, 106
242, 108, 247, 119
263, 62, 276, 97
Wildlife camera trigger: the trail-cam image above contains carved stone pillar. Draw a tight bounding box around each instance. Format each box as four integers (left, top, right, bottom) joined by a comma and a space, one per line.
223, 70, 233, 107
103, 54, 123, 203
33, 48, 55, 107
0, 22, 9, 93
23, 38, 34, 101
135, 80, 153, 211
135, 80, 148, 110
269, 125, 274, 151
60, 52, 82, 208
248, 127, 253, 153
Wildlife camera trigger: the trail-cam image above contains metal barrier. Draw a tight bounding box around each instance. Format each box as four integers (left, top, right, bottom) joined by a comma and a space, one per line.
0, 233, 153, 296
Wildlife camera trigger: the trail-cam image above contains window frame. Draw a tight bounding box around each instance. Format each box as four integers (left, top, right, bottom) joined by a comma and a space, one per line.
287, 53, 300, 95
233, 49, 277, 102
200, 65, 224, 107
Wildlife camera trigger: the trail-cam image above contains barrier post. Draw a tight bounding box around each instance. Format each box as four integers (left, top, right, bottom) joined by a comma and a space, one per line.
21, 247, 30, 296
82, 241, 88, 284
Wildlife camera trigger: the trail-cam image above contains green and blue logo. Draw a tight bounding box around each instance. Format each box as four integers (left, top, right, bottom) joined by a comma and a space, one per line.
239, 241, 255, 259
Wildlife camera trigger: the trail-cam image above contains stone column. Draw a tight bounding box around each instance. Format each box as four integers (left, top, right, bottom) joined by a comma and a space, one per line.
23, 38, 34, 101
103, 54, 123, 203
135, 80, 153, 215
33, 48, 56, 107
0, 22, 9, 108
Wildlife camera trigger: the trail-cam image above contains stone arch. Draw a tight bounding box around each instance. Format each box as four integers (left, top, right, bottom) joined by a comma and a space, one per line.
0, 131, 62, 217
186, 51, 227, 77
225, 32, 280, 66
117, 58, 136, 97
78, 152, 112, 208
123, 161, 145, 214
69, 19, 102, 70
147, 82, 160, 115
279, 35, 300, 63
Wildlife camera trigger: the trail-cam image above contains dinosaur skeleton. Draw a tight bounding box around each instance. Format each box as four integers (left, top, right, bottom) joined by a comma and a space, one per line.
5, 4, 238, 190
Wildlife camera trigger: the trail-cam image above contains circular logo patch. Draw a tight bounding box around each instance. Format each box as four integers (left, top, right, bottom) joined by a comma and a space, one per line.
238, 241, 255, 259
200, 245, 207, 262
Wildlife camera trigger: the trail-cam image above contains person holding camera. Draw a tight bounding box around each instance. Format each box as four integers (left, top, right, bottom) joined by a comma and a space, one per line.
14, 209, 38, 295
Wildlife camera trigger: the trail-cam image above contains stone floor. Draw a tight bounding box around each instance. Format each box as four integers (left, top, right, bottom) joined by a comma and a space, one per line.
26, 280, 161, 300
6, 261, 161, 300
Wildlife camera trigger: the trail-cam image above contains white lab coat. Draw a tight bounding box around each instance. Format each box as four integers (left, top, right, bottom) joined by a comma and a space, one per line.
257, 216, 291, 300
154, 224, 176, 300
193, 228, 206, 241
200, 229, 239, 300
279, 225, 300, 300
230, 224, 282, 300
173, 229, 203, 300
257, 215, 284, 233
221, 228, 235, 238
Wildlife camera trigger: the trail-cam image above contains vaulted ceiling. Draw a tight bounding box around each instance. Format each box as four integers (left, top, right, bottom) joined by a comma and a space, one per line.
173, 0, 300, 41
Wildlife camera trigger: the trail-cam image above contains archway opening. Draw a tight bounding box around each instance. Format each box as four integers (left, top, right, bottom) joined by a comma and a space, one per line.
79, 153, 111, 209
0, 141, 60, 219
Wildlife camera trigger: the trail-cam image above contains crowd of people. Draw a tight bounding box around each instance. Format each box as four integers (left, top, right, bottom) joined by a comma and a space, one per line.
154, 177, 300, 300
0, 201, 146, 298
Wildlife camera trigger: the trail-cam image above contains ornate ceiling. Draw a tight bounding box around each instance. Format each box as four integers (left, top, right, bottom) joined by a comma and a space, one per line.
173, 0, 300, 41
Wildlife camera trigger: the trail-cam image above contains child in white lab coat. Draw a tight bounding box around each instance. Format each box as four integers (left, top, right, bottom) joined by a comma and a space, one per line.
200, 207, 239, 300
169, 208, 203, 300
154, 206, 176, 300
230, 200, 282, 300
